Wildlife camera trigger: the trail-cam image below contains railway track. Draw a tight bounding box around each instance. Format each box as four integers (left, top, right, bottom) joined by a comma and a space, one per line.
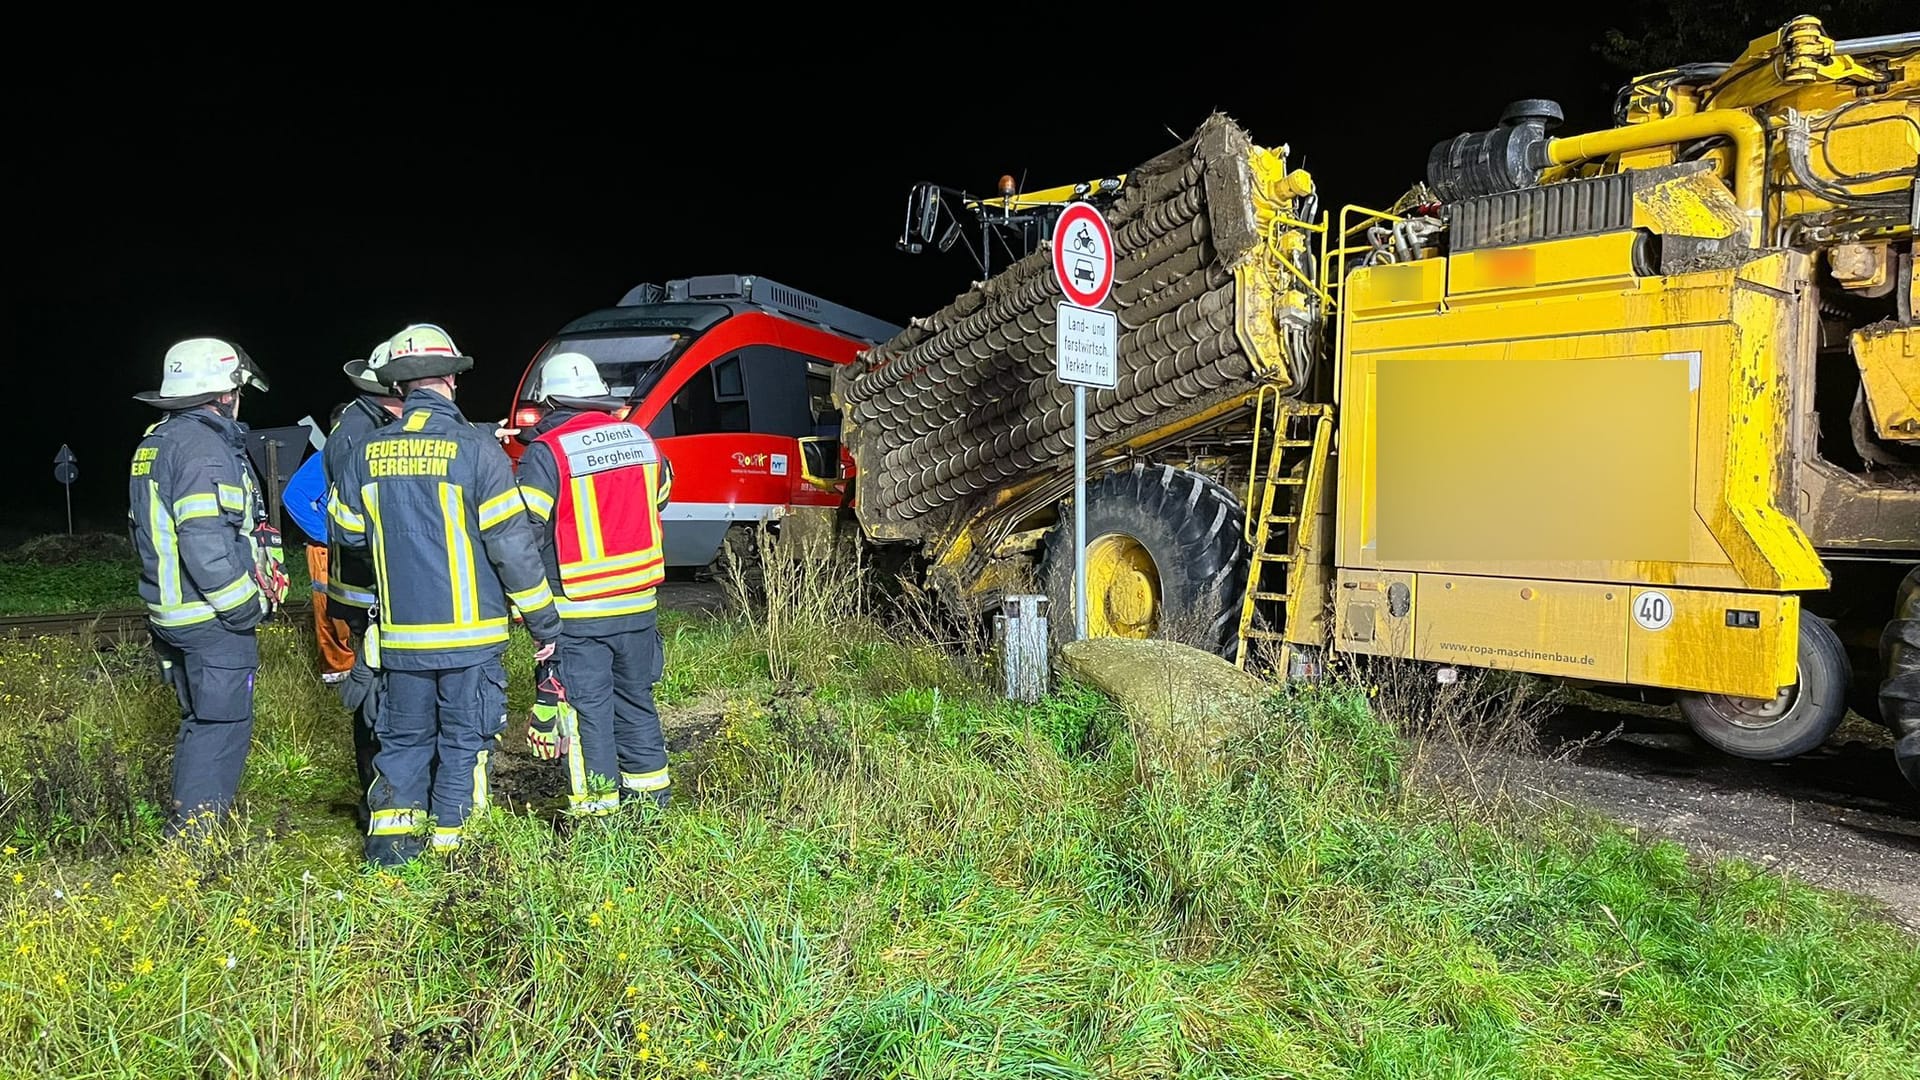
0, 604, 313, 641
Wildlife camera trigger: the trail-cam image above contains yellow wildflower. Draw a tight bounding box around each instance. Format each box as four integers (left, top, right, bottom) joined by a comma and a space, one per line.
9, 873, 19, 886
601, 899, 614, 911
637, 1048, 651, 1062
617, 952, 629, 962
695, 1062, 710, 1073
14, 943, 31, 956
2, 846, 15, 856
626, 985, 639, 998
133, 957, 154, 975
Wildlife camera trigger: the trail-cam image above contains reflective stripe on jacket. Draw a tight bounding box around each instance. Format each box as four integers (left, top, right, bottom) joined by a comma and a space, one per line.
515, 409, 669, 629
127, 408, 266, 633
329, 390, 561, 669
323, 397, 395, 612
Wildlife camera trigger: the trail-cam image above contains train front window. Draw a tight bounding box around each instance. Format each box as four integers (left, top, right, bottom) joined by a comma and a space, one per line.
525, 331, 685, 403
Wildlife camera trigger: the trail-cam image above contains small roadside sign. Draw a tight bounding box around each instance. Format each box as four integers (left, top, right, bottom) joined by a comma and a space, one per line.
1055, 303, 1118, 389
53, 445, 77, 534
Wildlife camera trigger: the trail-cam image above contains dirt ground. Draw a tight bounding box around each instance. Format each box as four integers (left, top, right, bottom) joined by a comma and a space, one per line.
1419, 702, 1920, 933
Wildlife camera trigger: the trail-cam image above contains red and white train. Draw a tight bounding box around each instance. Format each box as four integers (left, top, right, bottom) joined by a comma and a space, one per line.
503, 274, 901, 570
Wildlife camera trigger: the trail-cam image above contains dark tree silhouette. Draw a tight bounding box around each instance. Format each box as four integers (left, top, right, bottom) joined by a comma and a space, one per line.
1596, 0, 1911, 75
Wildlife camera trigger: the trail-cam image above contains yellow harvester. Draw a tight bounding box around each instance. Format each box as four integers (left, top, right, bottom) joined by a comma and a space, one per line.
837, 16, 1920, 787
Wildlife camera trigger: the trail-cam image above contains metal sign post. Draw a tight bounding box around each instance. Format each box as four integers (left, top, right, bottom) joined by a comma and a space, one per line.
53, 445, 77, 535
1050, 202, 1117, 641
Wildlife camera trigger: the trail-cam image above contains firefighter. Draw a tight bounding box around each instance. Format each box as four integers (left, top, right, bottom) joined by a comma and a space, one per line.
323, 342, 406, 819
129, 337, 288, 839
514, 352, 674, 813
330, 324, 562, 865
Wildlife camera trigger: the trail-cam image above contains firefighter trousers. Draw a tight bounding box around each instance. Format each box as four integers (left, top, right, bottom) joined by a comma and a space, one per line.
364, 657, 508, 865
333, 646, 383, 827
152, 625, 258, 840
556, 621, 667, 813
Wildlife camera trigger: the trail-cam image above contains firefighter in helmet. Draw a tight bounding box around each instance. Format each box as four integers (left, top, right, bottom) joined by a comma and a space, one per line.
129, 338, 288, 839
514, 352, 675, 813
329, 324, 562, 865
323, 339, 406, 823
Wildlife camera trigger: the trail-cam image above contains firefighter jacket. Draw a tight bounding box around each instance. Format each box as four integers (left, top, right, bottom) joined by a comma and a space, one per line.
128, 408, 269, 635
514, 408, 671, 635
329, 390, 562, 669
322, 396, 396, 616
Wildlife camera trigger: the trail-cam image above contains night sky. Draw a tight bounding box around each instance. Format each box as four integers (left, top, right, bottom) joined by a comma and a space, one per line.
11, 10, 1894, 534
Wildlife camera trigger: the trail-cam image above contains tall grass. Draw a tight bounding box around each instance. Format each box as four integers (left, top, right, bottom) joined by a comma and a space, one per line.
0, 540, 1914, 1078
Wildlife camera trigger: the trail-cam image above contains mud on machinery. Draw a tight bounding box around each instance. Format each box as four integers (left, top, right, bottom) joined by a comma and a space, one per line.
836, 16, 1920, 789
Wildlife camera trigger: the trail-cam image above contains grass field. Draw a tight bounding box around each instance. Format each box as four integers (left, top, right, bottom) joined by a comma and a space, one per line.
0, 533, 313, 616
0, 539, 1915, 1078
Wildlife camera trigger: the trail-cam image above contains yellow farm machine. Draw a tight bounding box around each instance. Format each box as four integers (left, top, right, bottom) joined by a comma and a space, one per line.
835, 16, 1920, 788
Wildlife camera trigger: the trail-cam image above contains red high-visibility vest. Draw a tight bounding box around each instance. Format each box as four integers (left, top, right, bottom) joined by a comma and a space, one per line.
533, 412, 667, 605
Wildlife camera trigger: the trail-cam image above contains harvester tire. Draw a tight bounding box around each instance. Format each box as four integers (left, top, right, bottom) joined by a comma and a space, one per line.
1879, 567, 1920, 790
1038, 463, 1250, 659
1679, 614, 1850, 762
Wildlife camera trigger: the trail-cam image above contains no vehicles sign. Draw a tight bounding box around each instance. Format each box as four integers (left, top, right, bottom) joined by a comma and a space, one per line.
1051, 202, 1115, 310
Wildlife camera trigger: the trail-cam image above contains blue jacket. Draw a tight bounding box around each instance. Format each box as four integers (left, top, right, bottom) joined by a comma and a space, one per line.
330, 390, 561, 669
127, 408, 268, 635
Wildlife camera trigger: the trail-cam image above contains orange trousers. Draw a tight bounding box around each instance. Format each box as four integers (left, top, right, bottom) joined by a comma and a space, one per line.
306, 545, 357, 676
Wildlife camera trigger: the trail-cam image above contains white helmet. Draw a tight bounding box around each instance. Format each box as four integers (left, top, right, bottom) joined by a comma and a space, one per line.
134, 337, 270, 408
366, 323, 474, 386
342, 339, 393, 396
534, 352, 618, 408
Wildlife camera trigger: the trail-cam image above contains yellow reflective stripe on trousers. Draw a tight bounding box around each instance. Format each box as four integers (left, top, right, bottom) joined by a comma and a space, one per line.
569, 794, 619, 815
440, 482, 478, 626
369, 808, 417, 836
477, 489, 525, 531
517, 484, 555, 522
555, 590, 658, 619
621, 767, 669, 792
172, 492, 220, 522
377, 618, 511, 650
472, 748, 490, 816
205, 572, 260, 612
430, 827, 461, 849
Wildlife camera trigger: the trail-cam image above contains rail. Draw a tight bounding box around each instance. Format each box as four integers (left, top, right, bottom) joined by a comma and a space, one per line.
0, 603, 313, 643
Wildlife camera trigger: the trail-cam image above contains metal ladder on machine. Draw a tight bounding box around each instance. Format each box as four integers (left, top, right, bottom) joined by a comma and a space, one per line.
1234, 393, 1334, 671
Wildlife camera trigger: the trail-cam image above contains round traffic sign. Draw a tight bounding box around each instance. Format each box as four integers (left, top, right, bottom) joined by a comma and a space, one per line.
1051, 202, 1116, 309
54, 462, 78, 485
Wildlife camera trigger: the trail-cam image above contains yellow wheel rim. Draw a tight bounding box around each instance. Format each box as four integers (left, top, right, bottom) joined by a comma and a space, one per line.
1085, 532, 1160, 639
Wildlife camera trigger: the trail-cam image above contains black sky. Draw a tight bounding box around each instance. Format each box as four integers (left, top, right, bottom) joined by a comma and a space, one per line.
6, 15, 1700, 530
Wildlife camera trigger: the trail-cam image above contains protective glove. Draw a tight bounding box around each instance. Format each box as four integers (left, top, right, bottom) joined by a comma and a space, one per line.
527, 658, 568, 760
252, 523, 291, 611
